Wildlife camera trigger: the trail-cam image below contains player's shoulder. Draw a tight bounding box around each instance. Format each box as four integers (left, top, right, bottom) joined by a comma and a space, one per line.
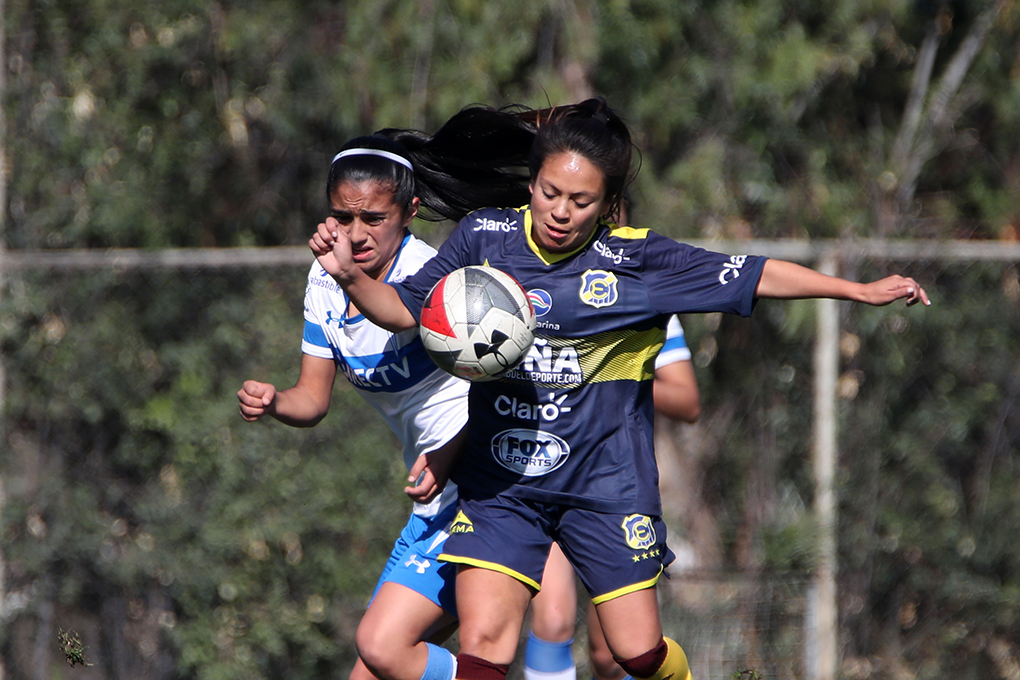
390, 233, 439, 280
400, 232, 440, 261
458, 204, 528, 237
604, 224, 697, 250
593, 223, 689, 270
605, 222, 651, 241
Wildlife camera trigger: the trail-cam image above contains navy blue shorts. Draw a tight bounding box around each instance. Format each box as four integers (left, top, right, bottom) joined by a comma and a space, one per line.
439, 494, 674, 603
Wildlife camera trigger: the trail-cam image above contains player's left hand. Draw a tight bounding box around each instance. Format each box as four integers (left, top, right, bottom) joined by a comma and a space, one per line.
859, 275, 931, 307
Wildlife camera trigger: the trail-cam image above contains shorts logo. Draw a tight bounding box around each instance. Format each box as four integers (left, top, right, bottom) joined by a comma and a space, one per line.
579, 270, 618, 308
621, 514, 656, 550
448, 510, 474, 534
527, 289, 553, 316
491, 429, 570, 476
404, 554, 430, 574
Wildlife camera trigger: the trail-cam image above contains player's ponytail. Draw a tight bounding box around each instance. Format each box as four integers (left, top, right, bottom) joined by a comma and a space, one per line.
329, 98, 635, 224
376, 106, 536, 222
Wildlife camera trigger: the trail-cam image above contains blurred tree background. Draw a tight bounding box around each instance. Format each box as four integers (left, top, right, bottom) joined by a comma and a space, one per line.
1, 1, 1019, 678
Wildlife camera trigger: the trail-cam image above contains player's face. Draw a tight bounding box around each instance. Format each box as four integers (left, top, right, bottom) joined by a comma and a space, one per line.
529, 151, 608, 254
329, 180, 418, 281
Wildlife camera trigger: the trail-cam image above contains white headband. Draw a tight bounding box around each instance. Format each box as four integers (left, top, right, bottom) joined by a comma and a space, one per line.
332, 148, 414, 172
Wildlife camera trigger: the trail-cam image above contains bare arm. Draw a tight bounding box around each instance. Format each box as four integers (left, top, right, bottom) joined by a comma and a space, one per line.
309, 217, 418, 332
238, 354, 337, 427
653, 360, 701, 423
755, 259, 931, 306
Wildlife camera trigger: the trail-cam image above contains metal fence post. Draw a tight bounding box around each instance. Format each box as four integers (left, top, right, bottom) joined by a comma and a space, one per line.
807, 252, 840, 680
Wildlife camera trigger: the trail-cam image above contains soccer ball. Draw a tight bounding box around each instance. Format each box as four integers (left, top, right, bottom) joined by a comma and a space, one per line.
420, 266, 537, 381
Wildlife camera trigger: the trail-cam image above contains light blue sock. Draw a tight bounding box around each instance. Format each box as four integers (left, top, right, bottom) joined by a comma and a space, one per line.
420, 642, 456, 680
524, 632, 576, 680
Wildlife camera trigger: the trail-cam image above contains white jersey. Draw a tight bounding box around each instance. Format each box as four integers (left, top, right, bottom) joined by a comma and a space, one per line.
655, 316, 692, 370
301, 232, 469, 518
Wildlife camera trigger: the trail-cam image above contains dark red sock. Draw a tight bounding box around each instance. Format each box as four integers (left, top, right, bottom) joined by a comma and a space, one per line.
616, 639, 668, 679
456, 654, 510, 680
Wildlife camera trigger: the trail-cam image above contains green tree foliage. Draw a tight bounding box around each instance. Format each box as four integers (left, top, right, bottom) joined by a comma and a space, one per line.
3, 1, 1020, 678
3, 266, 411, 678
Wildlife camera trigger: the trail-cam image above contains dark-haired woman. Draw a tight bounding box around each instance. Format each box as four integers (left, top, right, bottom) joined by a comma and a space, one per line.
310, 99, 929, 680
239, 138, 469, 680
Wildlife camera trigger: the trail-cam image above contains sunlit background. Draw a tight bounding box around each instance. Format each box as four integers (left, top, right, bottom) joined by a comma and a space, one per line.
2, 2, 1019, 679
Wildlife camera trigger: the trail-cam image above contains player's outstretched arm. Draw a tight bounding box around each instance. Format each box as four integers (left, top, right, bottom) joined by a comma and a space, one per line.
238, 355, 337, 427
309, 218, 418, 332
755, 259, 930, 307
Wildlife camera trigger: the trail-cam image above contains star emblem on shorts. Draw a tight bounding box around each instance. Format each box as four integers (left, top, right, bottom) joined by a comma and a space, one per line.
631, 547, 662, 562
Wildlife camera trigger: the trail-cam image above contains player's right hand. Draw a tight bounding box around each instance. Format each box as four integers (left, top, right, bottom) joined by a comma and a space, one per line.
238, 380, 277, 421
310, 217, 357, 283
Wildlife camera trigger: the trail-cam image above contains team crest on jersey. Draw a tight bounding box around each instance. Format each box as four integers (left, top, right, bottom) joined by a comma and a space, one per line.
448, 510, 474, 534
579, 270, 618, 308
621, 514, 656, 550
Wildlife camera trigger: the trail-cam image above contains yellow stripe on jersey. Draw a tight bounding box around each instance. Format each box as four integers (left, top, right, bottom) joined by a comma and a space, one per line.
504, 327, 666, 388
579, 327, 665, 383
609, 225, 650, 240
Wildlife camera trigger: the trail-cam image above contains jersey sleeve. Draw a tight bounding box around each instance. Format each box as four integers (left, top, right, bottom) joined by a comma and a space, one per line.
301, 263, 335, 360
642, 233, 767, 317
391, 217, 475, 323
654, 315, 691, 369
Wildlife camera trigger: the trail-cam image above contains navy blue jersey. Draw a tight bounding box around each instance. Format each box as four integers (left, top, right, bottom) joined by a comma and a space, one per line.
393, 205, 767, 515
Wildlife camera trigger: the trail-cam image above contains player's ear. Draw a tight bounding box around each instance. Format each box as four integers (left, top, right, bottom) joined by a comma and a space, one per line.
404, 196, 420, 226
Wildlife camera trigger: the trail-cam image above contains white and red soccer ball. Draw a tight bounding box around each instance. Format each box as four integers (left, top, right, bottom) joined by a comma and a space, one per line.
420, 266, 537, 381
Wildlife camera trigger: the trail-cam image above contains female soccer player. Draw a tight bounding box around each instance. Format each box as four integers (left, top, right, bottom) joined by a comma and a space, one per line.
524, 201, 702, 680
238, 137, 472, 680
309, 98, 929, 680
236, 125, 605, 680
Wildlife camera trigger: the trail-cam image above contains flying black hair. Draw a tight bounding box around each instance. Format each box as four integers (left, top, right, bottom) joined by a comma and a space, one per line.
327, 97, 636, 223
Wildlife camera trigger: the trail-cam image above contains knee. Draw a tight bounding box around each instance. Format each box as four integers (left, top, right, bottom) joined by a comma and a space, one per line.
531, 610, 576, 643
355, 622, 400, 679
349, 660, 377, 680
616, 638, 689, 680
588, 645, 625, 680
456, 625, 500, 652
